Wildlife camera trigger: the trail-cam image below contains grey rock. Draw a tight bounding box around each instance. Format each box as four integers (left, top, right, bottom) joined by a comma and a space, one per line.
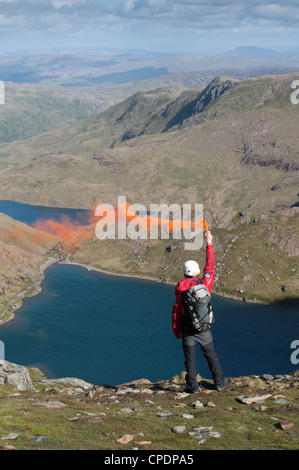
273, 399, 293, 405
235, 394, 272, 405
191, 400, 204, 409
196, 439, 207, 445
172, 426, 186, 434
156, 412, 172, 418
190, 426, 222, 440
0, 360, 34, 391
192, 426, 213, 433
41, 377, 93, 389
121, 408, 134, 414
116, 387, 134, 395
0, 433, 20, 440
34, 436, 49, 443
33, 400, 67, 408
262, 374, 274, 381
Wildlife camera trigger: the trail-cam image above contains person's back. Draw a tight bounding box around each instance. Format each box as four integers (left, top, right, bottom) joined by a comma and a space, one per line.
172, 231, 228, 393
172, 232, 215, 338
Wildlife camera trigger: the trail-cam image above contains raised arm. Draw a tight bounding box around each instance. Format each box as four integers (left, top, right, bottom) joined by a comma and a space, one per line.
202, 232, 216, 293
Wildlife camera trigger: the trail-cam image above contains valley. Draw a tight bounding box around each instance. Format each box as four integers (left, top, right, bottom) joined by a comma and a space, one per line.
0, 72, 298, 310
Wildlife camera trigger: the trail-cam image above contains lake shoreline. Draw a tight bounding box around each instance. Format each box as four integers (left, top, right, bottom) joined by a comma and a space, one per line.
60, 259, 268, 306
0, 255, 262, 328
0, 250, 293, 329
0, 257, 58, 326
1, 199, 297, 316
1, 256, 297, 384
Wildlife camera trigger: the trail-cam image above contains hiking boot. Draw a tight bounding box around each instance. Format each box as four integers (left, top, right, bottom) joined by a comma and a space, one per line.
216, 380, 229, 391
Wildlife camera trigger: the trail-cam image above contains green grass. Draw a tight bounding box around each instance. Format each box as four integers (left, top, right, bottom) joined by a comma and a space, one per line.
0, 372, 298, 450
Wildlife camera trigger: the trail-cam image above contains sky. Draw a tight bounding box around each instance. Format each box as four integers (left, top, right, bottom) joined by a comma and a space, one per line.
0, 0, 298, 55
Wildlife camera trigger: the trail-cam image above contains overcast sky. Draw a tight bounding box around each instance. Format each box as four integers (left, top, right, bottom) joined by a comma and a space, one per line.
0, 0, 298, 54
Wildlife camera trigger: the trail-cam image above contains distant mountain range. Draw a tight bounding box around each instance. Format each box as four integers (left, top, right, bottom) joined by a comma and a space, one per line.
0, 47, 299, 88
227, 46, 281, 58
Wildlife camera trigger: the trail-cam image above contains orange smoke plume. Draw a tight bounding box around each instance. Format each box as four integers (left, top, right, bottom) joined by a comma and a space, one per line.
32, 201, 208, 250
33, 214, 96, 250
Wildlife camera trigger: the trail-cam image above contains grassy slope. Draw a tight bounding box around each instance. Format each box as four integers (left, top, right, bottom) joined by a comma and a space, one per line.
0, 82, 114, 143
0, 369, 298, 450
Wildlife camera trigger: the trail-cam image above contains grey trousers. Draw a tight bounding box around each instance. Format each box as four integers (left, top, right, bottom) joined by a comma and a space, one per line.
182, 328, 225, 390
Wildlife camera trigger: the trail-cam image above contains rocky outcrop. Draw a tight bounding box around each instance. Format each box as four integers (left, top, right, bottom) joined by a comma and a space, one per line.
40, 377, 94, 390
163, 76, 239, 131
240, 139, 299, 172
0, 360, 34, 391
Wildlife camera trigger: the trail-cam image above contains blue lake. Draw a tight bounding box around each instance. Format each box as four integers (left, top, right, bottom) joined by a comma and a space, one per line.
0, 200, 298, 385
0, 199, 90, 226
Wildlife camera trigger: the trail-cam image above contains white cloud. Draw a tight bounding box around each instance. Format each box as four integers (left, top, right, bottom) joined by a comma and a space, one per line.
255, 3, 299, 22
1, 0, 299, 32
52, 0, 84, 9
0, 0, 298, 51
109, 0, 299, 31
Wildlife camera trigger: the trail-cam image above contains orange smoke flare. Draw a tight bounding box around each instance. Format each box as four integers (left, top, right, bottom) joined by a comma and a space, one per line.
32, 201, 208, 250
33, 215, 95, 250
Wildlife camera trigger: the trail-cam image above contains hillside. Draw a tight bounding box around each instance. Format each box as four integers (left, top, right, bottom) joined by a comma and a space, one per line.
0, 74, 298, 305
0, 360, 298, 450
0, 74, 298, 210
0, 213, 59, 321
0, 82, 115, 143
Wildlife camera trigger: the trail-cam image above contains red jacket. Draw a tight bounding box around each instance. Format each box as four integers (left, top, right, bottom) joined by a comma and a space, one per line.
172, 244, 215, 338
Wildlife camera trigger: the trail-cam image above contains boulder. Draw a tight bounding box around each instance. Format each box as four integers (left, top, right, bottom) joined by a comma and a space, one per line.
40, 377, 94, 389
116, 434, 134, 445
235, 393, 272, 405
0, 360, 34, 391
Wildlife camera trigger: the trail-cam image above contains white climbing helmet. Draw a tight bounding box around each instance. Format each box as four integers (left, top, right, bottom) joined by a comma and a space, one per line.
182, 260, 200, 277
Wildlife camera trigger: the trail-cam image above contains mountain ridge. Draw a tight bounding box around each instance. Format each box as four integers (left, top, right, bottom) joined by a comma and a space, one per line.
0, 73, 298, 212
0, 73, 298, 306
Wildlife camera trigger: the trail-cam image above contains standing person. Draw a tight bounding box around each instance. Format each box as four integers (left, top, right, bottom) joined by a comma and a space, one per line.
172, 231, 227, 393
